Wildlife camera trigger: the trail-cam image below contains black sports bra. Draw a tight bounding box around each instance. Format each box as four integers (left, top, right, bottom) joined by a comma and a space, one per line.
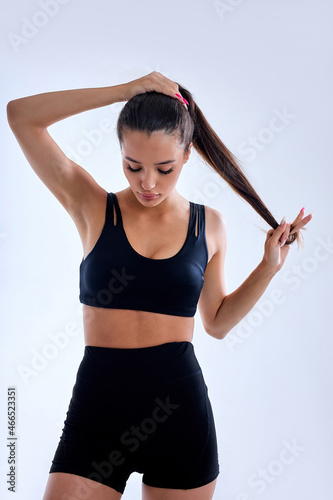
79, 192, 208, 317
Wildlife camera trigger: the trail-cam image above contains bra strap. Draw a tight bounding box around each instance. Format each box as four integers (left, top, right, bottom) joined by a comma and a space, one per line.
194, 203, 206, 239
108, 192, 122, 227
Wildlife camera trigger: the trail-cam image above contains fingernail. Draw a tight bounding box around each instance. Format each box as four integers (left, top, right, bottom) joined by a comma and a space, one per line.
182, 98, 189, 105
300, 207, 305, 212
175, 93, 182, 98
280, 216, 286, 226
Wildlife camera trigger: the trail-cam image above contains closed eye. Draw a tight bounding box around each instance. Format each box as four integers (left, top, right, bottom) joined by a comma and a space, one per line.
159, 168, 174, 175
127, 165, 174, 175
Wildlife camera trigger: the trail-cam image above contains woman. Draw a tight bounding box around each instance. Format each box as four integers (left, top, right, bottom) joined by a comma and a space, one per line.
7, 71, 312, 500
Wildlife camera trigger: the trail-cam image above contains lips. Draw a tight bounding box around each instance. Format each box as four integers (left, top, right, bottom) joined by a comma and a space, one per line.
139, 193, 160, 200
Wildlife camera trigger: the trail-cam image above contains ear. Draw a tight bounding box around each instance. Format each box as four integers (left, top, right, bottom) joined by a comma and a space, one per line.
184, 142, 193, 164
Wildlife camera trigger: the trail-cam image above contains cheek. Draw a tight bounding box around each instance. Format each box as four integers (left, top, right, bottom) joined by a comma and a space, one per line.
161, 170, 182, 189
169, 168, 183, 183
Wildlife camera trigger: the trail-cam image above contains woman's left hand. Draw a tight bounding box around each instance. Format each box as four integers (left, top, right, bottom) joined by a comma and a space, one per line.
262, 209, 313, 273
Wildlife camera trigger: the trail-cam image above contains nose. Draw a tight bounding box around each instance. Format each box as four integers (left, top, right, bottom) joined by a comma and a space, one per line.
141, 174, 156, 192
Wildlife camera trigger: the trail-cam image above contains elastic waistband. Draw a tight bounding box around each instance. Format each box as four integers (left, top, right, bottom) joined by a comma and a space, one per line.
78, 341, 201, 389
85, 340, 192, 361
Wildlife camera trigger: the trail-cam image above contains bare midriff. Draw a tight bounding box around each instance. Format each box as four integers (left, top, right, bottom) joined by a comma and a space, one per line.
82, 305, 194, 348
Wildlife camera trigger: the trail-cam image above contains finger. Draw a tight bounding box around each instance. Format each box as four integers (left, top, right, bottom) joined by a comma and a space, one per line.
149, 72, 181, 100
279, 223, 291, 246
151, 73, 188, 107
290, 213, 313, 235
156, 73, 182, 99
288, 208, 306, 232
270, 219, 287, 245
289, 207, 312, 227
154, 74, 187, 105
175, 93, 187, 106
279, 223, 289, 245
265, 228, 275, 243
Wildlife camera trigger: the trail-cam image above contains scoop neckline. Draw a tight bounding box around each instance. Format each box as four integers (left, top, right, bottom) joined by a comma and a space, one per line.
112, 192, 193, 262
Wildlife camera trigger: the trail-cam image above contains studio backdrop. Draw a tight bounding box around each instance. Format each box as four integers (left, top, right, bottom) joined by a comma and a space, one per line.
1, 1, 332, 499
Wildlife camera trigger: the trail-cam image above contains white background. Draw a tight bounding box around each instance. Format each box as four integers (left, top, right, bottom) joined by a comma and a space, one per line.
1, 0, 332, 499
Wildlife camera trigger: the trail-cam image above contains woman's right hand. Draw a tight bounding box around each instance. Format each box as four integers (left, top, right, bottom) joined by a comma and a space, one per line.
121, 71, 187, 107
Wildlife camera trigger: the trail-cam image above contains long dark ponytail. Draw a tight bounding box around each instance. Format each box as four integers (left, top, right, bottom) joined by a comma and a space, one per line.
117, 85, 304, 247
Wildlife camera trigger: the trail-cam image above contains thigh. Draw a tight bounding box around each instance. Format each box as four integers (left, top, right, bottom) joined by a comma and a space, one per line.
49, 373, 136, 493
142, 477, 218, 500
141, 370, 220, 490
42, 472, 123, 500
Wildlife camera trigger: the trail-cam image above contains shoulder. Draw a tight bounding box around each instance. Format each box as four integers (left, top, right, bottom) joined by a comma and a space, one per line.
202, 205, 227, 261
203, 204, 227, 237
203, 204, 226, 229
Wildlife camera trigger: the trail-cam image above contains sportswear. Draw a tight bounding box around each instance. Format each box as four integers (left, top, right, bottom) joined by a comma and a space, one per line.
49, 341, 220, 493
79, 192, 208, 317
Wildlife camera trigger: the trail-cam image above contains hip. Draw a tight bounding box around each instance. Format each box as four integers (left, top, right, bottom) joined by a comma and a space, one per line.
51, 340, 220, 490
75, 340, 202, 390
65, 341, 211, 438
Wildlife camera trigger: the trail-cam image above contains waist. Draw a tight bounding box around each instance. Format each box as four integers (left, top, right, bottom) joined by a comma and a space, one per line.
82, 305, 194, 348
77, 340, 202, 389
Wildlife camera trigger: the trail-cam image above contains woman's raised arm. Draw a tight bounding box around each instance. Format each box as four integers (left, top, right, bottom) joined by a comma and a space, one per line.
6, 72, 186, 223
6, 84, 128, 222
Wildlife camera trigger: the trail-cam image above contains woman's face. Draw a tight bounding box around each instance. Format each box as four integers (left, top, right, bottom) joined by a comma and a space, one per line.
121, 129, 192, 207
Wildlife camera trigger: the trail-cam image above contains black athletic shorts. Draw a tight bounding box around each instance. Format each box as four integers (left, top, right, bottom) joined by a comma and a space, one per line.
49, 341, 220, 494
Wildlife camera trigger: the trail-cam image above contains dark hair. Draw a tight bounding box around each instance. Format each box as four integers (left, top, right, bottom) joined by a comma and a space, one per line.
117, 86, 304, 247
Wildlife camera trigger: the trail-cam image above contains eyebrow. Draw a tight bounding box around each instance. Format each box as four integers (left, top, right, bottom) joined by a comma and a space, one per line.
125, 156, 176, 166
